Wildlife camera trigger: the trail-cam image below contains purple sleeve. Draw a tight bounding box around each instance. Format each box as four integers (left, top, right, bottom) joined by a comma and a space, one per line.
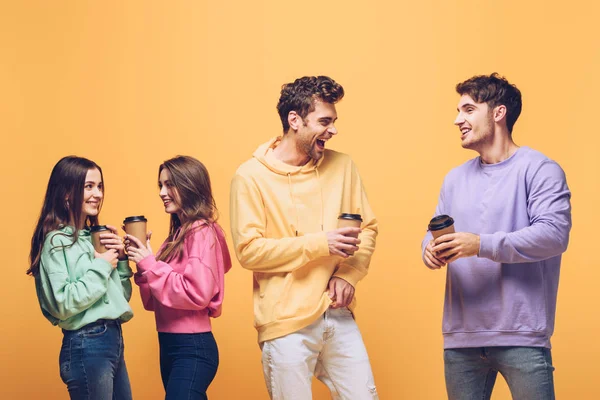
478, 161, 572, 263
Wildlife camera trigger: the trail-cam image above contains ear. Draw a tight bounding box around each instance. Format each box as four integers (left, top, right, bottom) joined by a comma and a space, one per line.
493, 105, 507, 124
288, 111, 302, 132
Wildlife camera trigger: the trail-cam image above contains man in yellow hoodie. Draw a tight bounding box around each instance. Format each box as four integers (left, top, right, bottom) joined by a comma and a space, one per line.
230, 76, 379, 399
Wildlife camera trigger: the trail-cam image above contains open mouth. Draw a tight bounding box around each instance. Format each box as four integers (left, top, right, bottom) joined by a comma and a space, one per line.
316, 139, 326, 149
460, 128, 471, 138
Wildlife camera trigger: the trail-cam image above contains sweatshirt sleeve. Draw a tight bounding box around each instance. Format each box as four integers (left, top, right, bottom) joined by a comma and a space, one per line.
333, 162, 378, 287
40, 235, 113, 321
135, 228, 219, 311
133, 271, 155, 311
116, 260, 133, 302
478, 160, 572, 263
230, 174, 330, 273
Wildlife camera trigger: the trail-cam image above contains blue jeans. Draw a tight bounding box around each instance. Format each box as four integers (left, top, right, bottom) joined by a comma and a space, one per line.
444, 347, 555, 400
59, 319, 132, 400
158, 331, 219, 400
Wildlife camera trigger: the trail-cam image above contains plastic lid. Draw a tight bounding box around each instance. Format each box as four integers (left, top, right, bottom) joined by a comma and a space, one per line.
123, 215, 147, 223
90, 225, 109, 233
428, 215, 454, 231
338, 213, 363, 222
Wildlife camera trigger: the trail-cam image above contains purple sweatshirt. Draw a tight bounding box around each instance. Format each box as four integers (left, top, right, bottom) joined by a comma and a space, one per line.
421, 147, 571, 349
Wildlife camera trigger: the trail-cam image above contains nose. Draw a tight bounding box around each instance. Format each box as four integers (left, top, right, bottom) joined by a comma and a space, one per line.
328, 124, 338, 135
93, 186, 103, 198
454, 112, 464, 126
159, 185, 168, 197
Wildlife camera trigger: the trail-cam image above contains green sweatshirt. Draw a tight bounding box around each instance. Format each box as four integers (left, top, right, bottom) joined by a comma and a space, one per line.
35, 226, 134, 330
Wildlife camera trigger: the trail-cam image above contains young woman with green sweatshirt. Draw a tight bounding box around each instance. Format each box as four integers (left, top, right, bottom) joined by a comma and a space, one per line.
28, 156, 134, 400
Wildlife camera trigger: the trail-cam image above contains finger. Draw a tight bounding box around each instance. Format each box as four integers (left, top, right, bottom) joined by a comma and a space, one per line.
327, 279, 336, 299
424, 253, 443, 269
337, 227, 361, 236
338, 235, 361, 245
332, 249, 349, 258
434, 234, 456, 246
437, 247, 460, 259
147, 231, 153, 241
432, 241, 455, 253
445, 252, 460, 263
427, 258, 443, 269
126, 234, 144, 247
105, 225, 118, 234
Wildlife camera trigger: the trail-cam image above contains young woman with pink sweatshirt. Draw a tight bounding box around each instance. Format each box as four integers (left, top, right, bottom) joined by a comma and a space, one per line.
126, 156, 231, 400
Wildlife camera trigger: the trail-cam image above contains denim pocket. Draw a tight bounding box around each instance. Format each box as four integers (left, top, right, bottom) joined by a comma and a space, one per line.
81, 321, 108, 337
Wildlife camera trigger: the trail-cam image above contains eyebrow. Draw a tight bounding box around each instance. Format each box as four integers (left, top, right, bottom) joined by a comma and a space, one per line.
85, 180, 100, 184
457, 103, 477, 111
318, 117, 337, 122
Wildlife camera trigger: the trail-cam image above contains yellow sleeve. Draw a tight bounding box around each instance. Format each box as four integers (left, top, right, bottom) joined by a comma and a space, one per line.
333, 162, 378, 287
230, 174, 330, 273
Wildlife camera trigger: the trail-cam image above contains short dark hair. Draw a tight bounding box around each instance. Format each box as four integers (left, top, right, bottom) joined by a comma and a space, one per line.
456, 73, 522, 133
277, 76, 344, 133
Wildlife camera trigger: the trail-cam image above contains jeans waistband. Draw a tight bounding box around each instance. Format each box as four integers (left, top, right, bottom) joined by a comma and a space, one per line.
62, 319, 120, 334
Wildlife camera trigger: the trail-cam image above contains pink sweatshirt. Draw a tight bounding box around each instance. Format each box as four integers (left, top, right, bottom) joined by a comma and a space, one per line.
134, 220, 232, 333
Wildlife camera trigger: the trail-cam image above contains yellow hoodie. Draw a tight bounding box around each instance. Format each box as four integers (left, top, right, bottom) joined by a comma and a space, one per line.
230, 137, 378, 343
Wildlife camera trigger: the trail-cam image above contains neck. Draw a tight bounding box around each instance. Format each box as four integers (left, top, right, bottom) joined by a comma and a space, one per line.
272, 133, 310, 166
477, 128, 519, 164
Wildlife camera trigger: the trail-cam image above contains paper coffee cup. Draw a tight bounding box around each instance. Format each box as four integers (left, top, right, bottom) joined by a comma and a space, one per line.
123, 216, 148, 246
428, 215, 455, 240
90, 225, 110, 253
337, 213, 363, 237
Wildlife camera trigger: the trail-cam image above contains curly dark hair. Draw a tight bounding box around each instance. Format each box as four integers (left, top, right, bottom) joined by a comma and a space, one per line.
456, 73, 522, 133
277, 76, 345, 133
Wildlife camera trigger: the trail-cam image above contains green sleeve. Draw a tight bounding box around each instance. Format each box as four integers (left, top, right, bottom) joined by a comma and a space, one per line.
116, 260, 133, 302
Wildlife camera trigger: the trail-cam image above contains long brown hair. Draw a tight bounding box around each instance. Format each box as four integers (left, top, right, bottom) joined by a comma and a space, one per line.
28, 156, 103, 276
157, 156, 218, 262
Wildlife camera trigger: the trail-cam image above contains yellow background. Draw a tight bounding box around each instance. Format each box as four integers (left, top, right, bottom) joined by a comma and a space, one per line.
1, 1, 598, 399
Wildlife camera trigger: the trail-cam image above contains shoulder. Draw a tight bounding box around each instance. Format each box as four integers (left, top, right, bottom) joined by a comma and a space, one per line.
234, 158, 263, 179
516, 147, 566, 179
44, 228, 75, 250
444, 156, 480, 183
185, 220, 219, 256
323, 149, 352, 165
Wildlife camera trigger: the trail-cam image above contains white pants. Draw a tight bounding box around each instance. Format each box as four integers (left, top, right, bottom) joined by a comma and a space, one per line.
261, 308, 378, 400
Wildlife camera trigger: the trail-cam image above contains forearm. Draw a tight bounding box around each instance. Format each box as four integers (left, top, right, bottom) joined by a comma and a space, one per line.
236, 232, 329, 273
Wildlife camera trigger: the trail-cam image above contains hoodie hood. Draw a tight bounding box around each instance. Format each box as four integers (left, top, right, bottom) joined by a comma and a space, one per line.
253, 137, 324, 175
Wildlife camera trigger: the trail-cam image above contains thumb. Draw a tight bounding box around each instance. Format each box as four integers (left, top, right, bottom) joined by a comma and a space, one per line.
146, 231, 153, 253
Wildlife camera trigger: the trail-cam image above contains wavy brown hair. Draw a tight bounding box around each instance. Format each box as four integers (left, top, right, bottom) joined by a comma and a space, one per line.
156, 156, 218, 262
456, 72, 522, 133
28, 156, 103, 276
277, 75, 345, 133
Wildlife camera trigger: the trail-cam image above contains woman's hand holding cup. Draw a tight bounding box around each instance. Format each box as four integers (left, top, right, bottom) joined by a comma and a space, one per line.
125, 231, 153, 264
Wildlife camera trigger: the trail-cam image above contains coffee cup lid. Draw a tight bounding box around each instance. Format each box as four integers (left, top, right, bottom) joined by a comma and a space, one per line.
90, 225, 110, 233
428, 215, 454, 231
123, 215, 147, 223
338, 213, 363, 222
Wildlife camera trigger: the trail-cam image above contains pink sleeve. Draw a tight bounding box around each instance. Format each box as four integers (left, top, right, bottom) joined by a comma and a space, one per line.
133, 270, 156, 311
137, 229, 219, 311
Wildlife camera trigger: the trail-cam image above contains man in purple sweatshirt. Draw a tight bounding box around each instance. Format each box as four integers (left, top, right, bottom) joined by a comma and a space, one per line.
421, 73, 571, 400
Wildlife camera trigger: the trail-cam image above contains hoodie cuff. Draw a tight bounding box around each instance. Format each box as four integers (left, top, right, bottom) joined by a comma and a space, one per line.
116, 260, 133, 279
333, 264, 366, 288
478, 233, 495, 260
137, 255, 157, 273
304, 232, 330, 259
